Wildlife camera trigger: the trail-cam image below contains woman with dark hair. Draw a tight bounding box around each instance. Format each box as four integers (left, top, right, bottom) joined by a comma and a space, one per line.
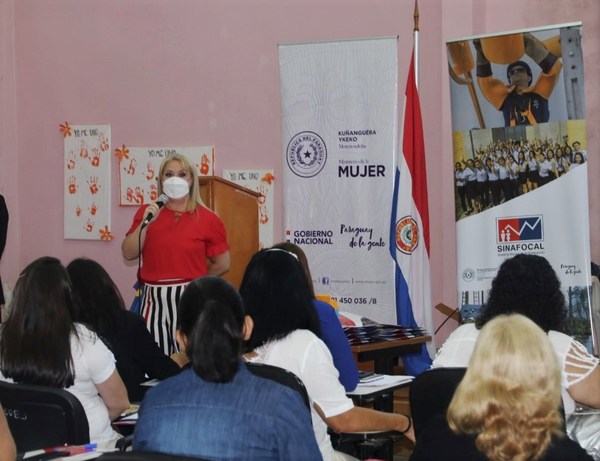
571, 152, 586, 169
517, 149, 529, 195
67, 258, 184, 402
475, 253, 566, 331
133, 276, 320, 460
433, 254, 600, 457
0, 257, 129, 446
240, 249, 413, 461
271, 242, 359, 391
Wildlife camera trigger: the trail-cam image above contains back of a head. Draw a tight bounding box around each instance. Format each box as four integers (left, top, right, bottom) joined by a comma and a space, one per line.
271, 242, 316, 297
448, 314, 562, 461
239, 249, 320, 350
66, 257, 125, 334
178, 276, 245, 383
0, 256, 76, 387
479, 254, 565, 332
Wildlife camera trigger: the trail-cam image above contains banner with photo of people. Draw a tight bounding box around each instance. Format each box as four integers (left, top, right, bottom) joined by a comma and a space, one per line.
446, 22, 595, 353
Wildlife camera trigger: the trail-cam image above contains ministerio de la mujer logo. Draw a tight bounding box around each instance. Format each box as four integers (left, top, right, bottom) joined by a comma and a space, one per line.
286, 131, 327, 178
395, 216, 419, 254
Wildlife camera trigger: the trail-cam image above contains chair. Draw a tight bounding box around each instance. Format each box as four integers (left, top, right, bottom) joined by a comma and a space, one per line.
0, 381, 89, 452
408, 367, 466, 440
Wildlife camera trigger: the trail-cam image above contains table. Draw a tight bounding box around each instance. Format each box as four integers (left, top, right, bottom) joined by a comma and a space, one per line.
347, 375, 413, 412
351, 335, 432, 375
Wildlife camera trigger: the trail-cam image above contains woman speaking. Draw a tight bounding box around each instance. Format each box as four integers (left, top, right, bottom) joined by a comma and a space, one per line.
122, 153, 230, 355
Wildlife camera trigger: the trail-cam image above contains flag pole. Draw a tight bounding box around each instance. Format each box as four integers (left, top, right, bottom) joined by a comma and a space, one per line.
413, 0, 420, 89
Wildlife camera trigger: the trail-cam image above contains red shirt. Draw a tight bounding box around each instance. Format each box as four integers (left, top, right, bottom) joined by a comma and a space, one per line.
126, 204, 229, 284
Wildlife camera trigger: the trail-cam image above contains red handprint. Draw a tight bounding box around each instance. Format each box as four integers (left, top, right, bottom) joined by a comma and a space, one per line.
257, 185, 267, 205
85, 219, 94, 233
90, 148, 100, 167
146, 163, 155, 181
66, 151, 76, 170
126, 187, 134, 203
89, 203, 97, 216
259, 206, 269, 224
99, 133, 109, 152
149, 184, 158, 201
75, 206, 82, 217
67, 176, 77, 194
87, 177, 100, 195
79, 140, 88, 159
123, 159, 137, 176
134, 187, 144, 204
200, 154, 210, 175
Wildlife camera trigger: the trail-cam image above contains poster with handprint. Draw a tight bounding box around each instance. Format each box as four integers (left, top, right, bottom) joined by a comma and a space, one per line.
62, 123, 112, 241
223, 169, 275, 249
117, 146, 214, 205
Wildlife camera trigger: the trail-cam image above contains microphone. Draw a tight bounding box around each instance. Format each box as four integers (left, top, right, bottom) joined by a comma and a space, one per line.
141, 194, 168, 228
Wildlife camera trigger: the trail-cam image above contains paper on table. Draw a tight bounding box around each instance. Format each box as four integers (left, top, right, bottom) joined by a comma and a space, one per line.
356, 374, 413, 387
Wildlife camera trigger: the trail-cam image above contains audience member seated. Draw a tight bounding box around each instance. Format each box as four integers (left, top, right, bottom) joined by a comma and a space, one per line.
0, 257, 129, 447
271, 242, 359, 392
67, 258, 185, 402
240, 249, 414, 461
410, 314, 593, 461
133, 276, 321, 460
433, 253, 600, 457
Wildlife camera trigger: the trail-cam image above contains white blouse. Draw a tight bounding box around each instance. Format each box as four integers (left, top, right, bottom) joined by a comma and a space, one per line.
432, 323, 599, 415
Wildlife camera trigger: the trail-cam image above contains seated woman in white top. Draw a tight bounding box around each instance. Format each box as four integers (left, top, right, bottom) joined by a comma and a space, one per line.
240, 248, 413, 461
0, 257, 129, 447
433, 254, 600, 457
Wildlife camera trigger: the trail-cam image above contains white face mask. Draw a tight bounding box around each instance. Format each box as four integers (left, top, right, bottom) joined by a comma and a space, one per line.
162, 177, 190, 199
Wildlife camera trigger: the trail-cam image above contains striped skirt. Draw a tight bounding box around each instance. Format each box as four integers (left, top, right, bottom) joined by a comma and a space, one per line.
140, 282, 189, 356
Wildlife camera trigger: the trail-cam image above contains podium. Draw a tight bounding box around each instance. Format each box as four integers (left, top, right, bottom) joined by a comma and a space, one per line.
199, 176, 261, 289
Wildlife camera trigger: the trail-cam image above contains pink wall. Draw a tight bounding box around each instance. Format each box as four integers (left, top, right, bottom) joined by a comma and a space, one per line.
1, 0, 598, 347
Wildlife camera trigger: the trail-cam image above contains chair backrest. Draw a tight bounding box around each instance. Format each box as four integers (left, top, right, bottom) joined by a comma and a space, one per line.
409, 367, 466, 440
246, 362, 311, 410
0, 381, 89, 452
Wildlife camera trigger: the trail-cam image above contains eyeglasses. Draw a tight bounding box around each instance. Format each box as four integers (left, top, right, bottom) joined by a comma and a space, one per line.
508, 67, 527, 77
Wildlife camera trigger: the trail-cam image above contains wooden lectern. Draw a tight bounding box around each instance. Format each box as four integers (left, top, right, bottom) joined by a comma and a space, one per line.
199, 176, 260, 289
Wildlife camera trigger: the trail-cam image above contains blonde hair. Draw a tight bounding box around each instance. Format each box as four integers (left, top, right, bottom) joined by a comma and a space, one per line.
157, 153, 204, 213
447, 314, 563, 461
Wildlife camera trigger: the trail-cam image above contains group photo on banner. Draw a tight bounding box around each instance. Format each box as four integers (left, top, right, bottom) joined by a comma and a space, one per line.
446, 23, 595, 355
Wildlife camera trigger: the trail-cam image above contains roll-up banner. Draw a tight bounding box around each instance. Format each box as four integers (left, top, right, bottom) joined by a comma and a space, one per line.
446, 23, 596, 353
279, 37, 399, 324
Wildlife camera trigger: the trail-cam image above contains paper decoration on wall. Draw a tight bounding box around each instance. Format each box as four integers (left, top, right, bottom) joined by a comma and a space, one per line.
117, 146, 215, 205
62, 122, 112, 241
223, 169, 275, 249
